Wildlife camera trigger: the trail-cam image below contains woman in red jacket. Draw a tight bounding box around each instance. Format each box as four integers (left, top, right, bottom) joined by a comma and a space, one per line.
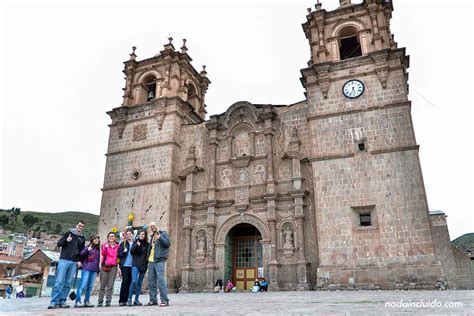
98, 232, 119, 307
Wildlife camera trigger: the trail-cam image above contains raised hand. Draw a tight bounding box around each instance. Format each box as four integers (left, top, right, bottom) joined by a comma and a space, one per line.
136, 240, 141, 247
88, 245, 92, 252
66, 234, 73, 242
124, 246, 128, 252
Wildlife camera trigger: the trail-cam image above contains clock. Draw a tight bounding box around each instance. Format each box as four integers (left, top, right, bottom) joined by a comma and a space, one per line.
342, 79, 365, 99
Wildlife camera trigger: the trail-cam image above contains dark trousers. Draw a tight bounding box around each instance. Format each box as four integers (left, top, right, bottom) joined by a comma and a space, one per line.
119, 266, 132, 303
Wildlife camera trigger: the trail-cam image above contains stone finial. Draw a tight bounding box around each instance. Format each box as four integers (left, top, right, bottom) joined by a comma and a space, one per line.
129, 46, 137, 61
315, 0, 322, 11
307, 7, 312, 14
163, 36, 175, 51
200, 65, 207, 77
181, 38, 188, 54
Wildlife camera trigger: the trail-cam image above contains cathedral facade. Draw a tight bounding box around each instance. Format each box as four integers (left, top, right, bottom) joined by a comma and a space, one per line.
99, 0, 473, 291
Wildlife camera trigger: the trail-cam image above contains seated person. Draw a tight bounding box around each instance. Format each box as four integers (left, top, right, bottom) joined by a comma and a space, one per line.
252, 279, 260, 293
259, 278, 268, 292
214, 279, 223, 293
225, 279, 234, 293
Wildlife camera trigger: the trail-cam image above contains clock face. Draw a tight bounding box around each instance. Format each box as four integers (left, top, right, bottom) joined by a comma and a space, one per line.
343, 79, 365, 99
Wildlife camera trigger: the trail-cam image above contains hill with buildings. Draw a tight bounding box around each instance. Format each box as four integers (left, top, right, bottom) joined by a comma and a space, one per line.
452, 233, 474, 251
0, 208, 99, 238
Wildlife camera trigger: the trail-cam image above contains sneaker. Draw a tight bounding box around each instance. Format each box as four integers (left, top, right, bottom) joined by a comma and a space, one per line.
97, 301, 103, 307
105, 302, 111, 307
84, 301, 94, 307
134, 301, 142, 306
159, 302, 169, 307
58, 303, 70, 308
47, 304, 57, 309
127, 300, 132, 306
147, 301, 158, 306
119, 302, 126, 306
74, 302, 84, 308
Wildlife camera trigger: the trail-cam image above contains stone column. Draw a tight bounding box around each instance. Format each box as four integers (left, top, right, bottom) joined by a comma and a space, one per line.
293, 189, 309, 290
205, 120, 219, 290
181, 209, 192, 292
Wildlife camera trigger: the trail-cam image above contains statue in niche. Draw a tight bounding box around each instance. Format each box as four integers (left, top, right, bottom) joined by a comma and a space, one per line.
221, 169, 231, 188
196, 232, 206, 262
254, 164, 265, 184
283, 226, 294, 258
238, 168, 248, 184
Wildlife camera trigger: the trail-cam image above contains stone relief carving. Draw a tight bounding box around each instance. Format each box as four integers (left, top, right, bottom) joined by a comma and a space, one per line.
254, 164, 265, 184
279, 164, 291, 180
220, 168, 232, 188
235, 187, 249, 205
235, 132, 251, 157
255, 135, 266, 156
238, 168, 248, 184
217, 141, 228, 161
133, 123, 147, 141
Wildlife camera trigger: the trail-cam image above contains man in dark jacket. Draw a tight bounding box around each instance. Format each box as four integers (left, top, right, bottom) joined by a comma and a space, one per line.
147, 221, 170, 307
48, 220, 86, 309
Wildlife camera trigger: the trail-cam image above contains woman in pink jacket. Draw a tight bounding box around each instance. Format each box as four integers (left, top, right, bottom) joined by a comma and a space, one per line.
98, 232, 119, 307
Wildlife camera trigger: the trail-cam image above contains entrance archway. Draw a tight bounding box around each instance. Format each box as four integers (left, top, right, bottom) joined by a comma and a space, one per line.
225, 223, 263, 291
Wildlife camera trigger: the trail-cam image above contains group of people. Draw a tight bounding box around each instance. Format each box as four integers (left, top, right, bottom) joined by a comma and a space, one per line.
214, 278, 268, 293
4, 284, 21, 299
252, 278, 268, 292
47, 220, 171, 309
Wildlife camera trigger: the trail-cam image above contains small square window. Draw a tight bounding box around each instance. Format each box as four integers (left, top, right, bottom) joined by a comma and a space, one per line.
360, 214, 371, 226
358, 142, 365, 152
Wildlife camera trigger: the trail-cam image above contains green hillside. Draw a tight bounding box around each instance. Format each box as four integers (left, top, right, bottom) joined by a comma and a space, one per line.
452, 233, 474, 251
0, 208, 99, 238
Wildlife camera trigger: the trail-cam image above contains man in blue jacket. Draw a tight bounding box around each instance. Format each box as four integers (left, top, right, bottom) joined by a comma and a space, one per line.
147, 221, 170, 307
48, 220, 86, 309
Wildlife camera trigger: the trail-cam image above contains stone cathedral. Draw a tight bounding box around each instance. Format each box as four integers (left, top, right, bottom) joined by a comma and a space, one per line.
99, 0, 473, 291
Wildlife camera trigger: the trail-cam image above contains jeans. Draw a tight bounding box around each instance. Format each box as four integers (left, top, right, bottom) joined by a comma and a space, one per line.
75, 270, 97, 303
119, 266, 132, 303
6, 293, 11, 299
128, 266, 146, 303
148, 261, 168, 304
50, 259, 77, 305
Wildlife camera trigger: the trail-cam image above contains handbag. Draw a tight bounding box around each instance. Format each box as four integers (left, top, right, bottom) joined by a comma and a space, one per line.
101, 253, 112, 272
87, 250, 96, 262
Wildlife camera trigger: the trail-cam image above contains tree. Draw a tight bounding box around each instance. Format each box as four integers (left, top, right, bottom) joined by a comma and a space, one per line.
22, 214, 39, 227
54, 224, 62, 235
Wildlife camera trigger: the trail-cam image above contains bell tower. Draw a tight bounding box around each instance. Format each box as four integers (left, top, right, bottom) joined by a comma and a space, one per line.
122, 37, 210, 120
99, 37, 210, 286
302, 0, 443, 289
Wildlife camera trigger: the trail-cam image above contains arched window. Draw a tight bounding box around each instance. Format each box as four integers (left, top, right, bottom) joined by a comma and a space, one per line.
338, 26, 362, 60
187, 83, 199, 110
143, 75, 157, 102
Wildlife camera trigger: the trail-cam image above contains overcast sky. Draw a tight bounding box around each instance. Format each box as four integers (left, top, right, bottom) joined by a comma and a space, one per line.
0, 0, 472, 239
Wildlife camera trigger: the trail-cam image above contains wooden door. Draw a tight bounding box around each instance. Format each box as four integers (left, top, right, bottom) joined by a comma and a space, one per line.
233, 236, 258, 290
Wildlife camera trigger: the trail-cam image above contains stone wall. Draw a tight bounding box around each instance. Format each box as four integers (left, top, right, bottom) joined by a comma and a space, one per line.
430, 212, 474, 290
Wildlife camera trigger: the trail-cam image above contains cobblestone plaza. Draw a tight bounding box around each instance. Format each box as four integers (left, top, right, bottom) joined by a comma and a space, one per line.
1, 291, 473, 315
